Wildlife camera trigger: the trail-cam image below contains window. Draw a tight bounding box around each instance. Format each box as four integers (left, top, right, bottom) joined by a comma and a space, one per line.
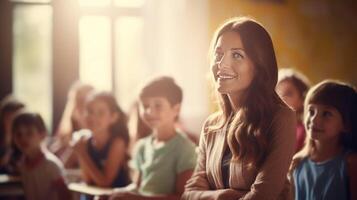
78, 0, 146, 111
13, 2, 53, 129
79, 16, 112, 91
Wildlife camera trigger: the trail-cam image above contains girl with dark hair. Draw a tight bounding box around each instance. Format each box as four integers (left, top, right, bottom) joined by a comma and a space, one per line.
73, 91, 131, 188
182, 17, 296, 200
290, 80, 357, 200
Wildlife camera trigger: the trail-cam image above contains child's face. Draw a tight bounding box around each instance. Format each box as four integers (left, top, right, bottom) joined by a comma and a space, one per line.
85, 99, 117, 135
276, 80, 304, 112
305, 103, 345, 142
13, 125, 44, 155
139, 97, 180, 130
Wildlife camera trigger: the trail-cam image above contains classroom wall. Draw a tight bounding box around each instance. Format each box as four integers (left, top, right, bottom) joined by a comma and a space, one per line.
208, 0, 357, 86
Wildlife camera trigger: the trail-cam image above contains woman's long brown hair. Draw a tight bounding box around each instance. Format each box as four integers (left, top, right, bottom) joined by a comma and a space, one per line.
209, 17, 285, 168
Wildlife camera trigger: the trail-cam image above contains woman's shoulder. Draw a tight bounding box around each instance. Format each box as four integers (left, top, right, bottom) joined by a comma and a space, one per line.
202, 112, 222, 132
274, 104, 296, 120
271, 104, 296, 130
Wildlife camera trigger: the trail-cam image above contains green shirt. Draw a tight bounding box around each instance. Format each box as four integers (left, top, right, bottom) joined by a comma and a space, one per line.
131, 132, 197, 195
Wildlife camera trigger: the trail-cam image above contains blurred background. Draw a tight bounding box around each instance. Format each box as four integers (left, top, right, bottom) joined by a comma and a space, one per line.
0, 0, 356, 136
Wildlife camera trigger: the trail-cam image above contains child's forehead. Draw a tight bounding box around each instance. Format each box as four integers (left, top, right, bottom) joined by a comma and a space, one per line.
87, 98, 109, 107
278, 79, 296, 88
140, 96, 170, 103
308, 103, 338, 111
14, 124, 39, 133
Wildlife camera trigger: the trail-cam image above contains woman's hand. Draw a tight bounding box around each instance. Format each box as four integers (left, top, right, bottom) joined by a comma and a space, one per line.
214, 189, 243, 200
185, 171, 210, 191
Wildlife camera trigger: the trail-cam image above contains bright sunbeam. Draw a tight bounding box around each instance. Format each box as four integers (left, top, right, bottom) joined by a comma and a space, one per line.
79, 16, 112, 91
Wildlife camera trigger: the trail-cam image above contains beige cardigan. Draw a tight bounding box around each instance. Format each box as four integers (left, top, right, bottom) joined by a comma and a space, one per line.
182, 105, 296, 200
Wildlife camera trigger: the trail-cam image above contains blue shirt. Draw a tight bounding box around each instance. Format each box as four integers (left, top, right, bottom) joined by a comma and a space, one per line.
293, 154, 349, 200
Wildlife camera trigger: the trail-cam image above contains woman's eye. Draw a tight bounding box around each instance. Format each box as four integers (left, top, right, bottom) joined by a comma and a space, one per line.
232, 52, 243, 59
214, 52, 223, 62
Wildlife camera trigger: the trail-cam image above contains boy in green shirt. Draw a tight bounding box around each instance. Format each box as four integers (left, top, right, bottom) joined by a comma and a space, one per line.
110, 76, 197, 200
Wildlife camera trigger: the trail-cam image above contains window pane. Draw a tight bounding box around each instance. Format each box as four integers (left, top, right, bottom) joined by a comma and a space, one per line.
11, 0, 51, 3
79, 16, 112, 91
114, 0, 145, 7
13, 5, 52, 130
78, 0, 111, 7
115, 17, 145, 111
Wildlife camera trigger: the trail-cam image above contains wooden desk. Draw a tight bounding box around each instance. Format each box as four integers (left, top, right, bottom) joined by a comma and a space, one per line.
0, 174, 24, 196
68, 182, 113, 196
0, 174, 21, 184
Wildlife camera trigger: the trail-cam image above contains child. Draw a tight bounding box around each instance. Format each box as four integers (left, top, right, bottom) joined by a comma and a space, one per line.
12, 111, 71, 200
276, 68, 310, 152
290, 80, 357, 200
73, 91, 131, 188
0, 95, 25, 174
49, 81, 93, 168
110, 76, 197, 200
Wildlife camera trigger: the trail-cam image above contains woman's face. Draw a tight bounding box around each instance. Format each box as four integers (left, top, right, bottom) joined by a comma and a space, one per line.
212, 31, 255, 96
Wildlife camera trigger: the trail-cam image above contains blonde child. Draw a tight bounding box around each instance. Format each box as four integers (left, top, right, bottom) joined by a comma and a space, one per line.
49, 81, 93, 168
290, 80, 357, 200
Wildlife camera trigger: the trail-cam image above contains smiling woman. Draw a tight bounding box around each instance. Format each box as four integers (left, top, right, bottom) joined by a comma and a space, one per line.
182, 17, 296, 200
212, 31, 255, 102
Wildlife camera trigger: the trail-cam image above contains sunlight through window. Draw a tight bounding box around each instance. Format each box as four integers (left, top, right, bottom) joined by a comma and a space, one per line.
79, 16, 112, 91
115, 16, 146, 111
13, 5, 52, 129
78, 0, 110, 7
114, 0, 145, 7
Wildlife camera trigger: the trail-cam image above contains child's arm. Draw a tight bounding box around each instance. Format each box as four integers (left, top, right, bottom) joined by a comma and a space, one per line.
75, 137, 127, 187
110, 170, 193, 200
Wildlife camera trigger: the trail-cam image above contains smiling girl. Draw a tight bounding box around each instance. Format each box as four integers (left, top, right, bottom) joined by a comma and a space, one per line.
290, 80, 357, 200
73, 91, 131, 188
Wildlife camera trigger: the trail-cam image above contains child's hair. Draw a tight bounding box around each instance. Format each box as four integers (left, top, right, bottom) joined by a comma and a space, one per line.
292, 80, 357, 168
56, 81, 93, 137
0, 96, 25, 143
139, 76, 183, 106
12, 111, 47, 135
278, 68, 310, 100
0, 96, 25, 132
305, 80, 357, 151
86, 91, 130, 146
